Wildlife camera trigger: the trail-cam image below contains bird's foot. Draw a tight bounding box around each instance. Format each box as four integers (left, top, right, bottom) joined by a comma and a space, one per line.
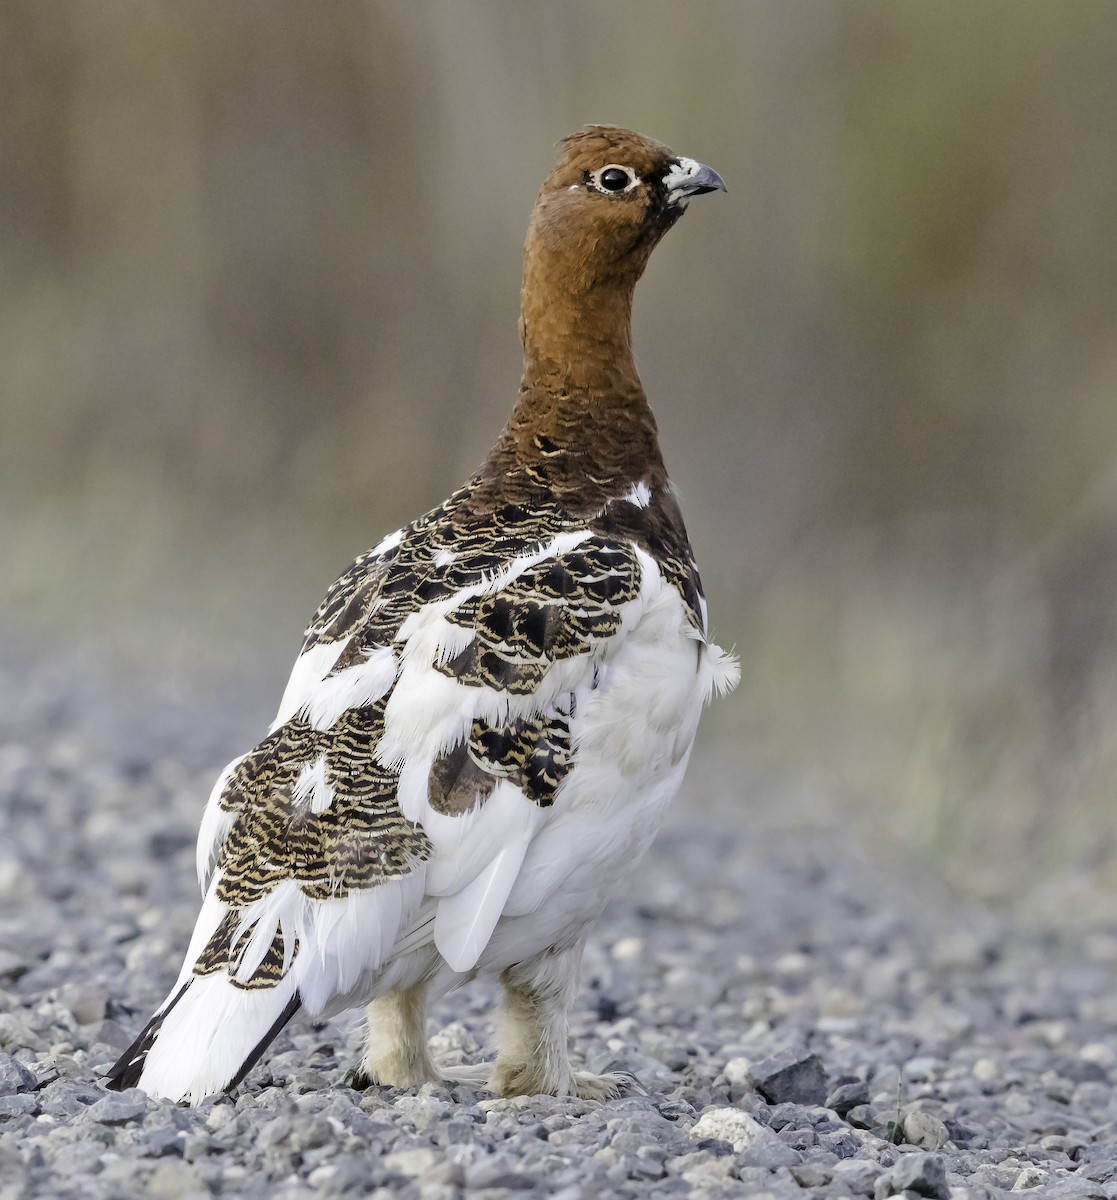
570, 1067, 644, 1101
346, 1061, 493, 1092
491, 1057, 643, 1100
437, 1062, 495, 1089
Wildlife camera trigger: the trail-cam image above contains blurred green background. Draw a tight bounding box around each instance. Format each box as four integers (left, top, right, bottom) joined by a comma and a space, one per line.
3, 0, 1117, 905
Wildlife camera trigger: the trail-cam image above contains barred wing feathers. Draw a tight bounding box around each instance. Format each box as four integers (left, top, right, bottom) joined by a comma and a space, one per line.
119, 486, 724, 1101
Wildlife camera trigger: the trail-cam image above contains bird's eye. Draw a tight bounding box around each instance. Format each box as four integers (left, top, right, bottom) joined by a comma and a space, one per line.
591, 165, 637, 194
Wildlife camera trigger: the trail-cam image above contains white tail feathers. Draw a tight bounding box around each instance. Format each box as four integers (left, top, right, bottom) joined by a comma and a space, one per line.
114, 973, 300, 1104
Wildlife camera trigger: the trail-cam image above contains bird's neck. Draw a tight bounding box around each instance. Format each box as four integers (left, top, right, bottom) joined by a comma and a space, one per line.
472, 239, 665, 512
518, 241, 640, 393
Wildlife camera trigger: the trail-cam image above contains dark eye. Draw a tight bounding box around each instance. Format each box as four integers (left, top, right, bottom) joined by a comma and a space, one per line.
599, 167, 632, 192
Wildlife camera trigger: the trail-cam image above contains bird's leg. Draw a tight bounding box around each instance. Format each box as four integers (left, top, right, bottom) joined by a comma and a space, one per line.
351, 984, 439, 1089
492, 940, 632, 1100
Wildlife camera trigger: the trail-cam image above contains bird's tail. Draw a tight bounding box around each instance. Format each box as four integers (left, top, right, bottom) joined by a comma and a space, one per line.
106, 973, 301, 1103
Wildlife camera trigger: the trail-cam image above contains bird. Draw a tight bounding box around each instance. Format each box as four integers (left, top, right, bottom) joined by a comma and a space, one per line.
107, 124, 739, 1104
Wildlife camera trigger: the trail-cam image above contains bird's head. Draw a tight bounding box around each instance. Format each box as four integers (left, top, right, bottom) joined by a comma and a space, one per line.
526, 125, 726, 289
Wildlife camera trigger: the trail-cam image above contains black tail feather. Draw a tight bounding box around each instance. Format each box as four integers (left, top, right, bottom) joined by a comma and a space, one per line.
104, 981, 190, 1092
225, 993, 302, 1094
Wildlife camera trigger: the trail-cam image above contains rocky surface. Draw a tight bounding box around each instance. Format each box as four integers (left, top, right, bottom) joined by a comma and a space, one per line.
2, 645, 1117, 1198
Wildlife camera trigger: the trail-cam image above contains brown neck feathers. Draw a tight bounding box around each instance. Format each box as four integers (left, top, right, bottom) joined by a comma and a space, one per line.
471, 197, 665, 513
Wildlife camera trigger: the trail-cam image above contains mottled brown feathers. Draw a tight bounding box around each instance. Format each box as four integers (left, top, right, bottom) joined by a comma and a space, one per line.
214, 703, 433, 906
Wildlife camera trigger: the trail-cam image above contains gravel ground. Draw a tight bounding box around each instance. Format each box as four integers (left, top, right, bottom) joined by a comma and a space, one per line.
2, 646, 1117, 1199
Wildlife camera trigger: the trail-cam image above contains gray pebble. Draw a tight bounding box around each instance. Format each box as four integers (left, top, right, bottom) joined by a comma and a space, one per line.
39, 1079, 108, 1117
85, 1088, 148, 1125
903, 1111, 950, 1150
0, 1093, 37, 1118
0, 1053, 35, 1095
873, 1151, 949, 1199
59, 983, 108, 1026
1078, 1158, 1117, 1183
749, 1048, 830, 1107
789, 1161, 833, 1187
828, 1079, 871, 1116
832, 1158, 885, 1196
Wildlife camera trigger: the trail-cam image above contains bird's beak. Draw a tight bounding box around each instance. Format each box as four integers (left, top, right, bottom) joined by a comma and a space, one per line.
663, 157, 727, 208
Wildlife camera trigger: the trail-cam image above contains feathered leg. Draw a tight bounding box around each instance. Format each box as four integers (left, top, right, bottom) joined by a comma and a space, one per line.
353, 984, 438, 1088
492, 940, 632, 1099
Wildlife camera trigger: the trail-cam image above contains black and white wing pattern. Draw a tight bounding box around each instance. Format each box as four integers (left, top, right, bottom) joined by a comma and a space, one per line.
112, 482, 737, 1102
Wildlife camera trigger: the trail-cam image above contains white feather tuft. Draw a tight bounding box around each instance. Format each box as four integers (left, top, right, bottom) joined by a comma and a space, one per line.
301, 647, 398, 731
272, 639, 350, 729
196, 757, 243, 893
292, 755, 333, 813
704, 643, 741, 699
624, 480, 652, 508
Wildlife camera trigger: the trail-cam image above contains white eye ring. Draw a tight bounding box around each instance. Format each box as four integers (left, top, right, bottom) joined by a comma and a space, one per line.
588, 165, 639, 194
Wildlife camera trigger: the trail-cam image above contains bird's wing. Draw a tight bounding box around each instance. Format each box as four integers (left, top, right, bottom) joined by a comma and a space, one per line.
118, 482, 737, 1100
182, 502, 652, 1015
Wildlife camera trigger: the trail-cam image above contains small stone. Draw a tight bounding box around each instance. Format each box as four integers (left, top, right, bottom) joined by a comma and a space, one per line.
667, 1150, 733, 1181
205, 1104, 237, 1132
1080, 1160, 1117, 1183
85, 1088, 147, 1124
723, 1057, 753, 1087
831, 1158, 883, 1196
139, 1123, 188, 1159
749, 1049, 829, 1106
0, 1053, 36, 1096
60, 983, 108, 1026
902, 1112, 949, 1150
972, 1058, 1000, 1083
690, 1107, 767, 1152
612, 937, 644, 961
0, 1015, 34, 1050
39, 1079, 106, 1117
306, 1165, 338, 1189
1079, 1042, 1117, 1068
1012, 1167, 1048, 1190
827, 1080, 870, 1117
819, 987, 864, 1018
393, 1093, 448, 1128
789, 1162, 833, 1187
873, 1152, 949, 1200
870, 1114, 905, 1145
464, 1156, 537, 1190
1003, 1092, 1032, 1116
902, 1056, 938, 1082
1076, 1141, 1117, 1164
146, 1160, 207, 1199
0, 859, 30, 902
0, 950, 27, 983
0, 1093, 37, 1118
50, 1138, 106, 1178
89, 1018, 133, 1051
97, 1159, 145, 1189
688, 1108, 801, 1169
383, 1148, 440, 1177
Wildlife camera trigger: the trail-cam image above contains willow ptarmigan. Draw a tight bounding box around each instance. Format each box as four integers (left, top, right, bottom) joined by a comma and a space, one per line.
107, 125, 738, 1103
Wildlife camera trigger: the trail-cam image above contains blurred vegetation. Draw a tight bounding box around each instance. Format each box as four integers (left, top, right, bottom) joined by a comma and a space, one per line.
3, 0, 1117, 905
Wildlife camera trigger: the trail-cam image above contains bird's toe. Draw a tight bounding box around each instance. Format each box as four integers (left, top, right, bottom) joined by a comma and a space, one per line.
438, 1062, 494, 1090
572, 1068, 644, 1101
